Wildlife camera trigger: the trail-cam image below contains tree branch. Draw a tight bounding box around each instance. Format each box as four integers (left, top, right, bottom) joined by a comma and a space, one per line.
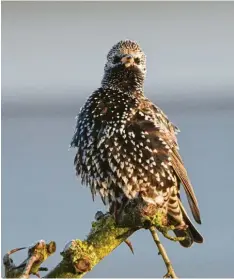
3, 241, 56, 278
46, 213, 138, 278
149, 226, 178, 278
3, 200, 185, 278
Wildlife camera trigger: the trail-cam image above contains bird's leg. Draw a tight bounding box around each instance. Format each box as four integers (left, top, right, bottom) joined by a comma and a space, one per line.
157, 225, 185, 242
114, 203, 120, 225
113, 202, 135, 255
114, 209, 134, 254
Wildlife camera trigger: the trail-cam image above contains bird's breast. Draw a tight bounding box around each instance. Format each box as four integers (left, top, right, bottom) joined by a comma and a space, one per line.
73, 88, 177, 206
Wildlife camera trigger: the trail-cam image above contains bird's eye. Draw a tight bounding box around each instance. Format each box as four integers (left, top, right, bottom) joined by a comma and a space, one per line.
113, 56, 121, 64
134, 57, 141, 65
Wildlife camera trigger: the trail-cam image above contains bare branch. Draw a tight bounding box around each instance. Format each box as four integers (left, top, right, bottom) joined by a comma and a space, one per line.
3, 241, 56, 278
149, 226, 178, 278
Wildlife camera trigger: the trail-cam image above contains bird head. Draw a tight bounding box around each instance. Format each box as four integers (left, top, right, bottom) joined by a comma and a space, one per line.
102, 40, 146, 90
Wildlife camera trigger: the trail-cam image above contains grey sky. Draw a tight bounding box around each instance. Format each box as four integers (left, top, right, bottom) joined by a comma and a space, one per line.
2, 1, 234, 101
2, 2, 234, 278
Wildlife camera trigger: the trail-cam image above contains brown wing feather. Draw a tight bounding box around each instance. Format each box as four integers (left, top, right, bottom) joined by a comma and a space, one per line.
146, 104, 202, 224
137, 121, 201, 224
171, 149, 201, 224
131, 98, 201, 224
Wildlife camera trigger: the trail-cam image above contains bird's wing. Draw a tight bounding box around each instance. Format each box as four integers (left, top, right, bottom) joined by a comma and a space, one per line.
128, 99, 201, 224
170, 147, 201, 224
70, 89, 104, 200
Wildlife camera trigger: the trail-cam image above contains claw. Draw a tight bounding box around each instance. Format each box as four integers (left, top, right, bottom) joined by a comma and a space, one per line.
124, 239, 134, 254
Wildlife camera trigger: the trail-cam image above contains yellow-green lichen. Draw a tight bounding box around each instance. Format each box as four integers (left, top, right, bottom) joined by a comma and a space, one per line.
43, 205, 176, 278
88, 215, 134, 261
27, 241, 56, 275
70, 240, 98, 268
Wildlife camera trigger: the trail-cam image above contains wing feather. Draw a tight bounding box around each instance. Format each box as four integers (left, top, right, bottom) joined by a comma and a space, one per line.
136, 99, 201, 224
171, 149, 201, 224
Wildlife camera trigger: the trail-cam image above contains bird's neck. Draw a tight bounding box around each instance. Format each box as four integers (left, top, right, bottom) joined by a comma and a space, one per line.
101, 67, 145, 92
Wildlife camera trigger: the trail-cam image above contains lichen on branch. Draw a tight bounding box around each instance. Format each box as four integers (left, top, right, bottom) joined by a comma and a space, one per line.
46, 212, 138, 278
3, 240, 56, 278
4, 200, 183, 278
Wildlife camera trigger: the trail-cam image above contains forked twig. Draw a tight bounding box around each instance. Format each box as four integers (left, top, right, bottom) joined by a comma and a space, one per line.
3, 240, 55, 279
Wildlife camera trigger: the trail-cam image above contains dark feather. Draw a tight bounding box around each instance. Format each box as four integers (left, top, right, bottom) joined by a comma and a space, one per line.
171, 150, 201, 224
174, 199, 203, 247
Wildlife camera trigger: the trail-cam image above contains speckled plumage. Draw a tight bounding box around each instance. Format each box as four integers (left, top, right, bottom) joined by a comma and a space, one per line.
71, 40, 203, 247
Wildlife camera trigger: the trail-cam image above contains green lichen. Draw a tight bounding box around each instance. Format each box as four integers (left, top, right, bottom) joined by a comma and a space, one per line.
145, 209, 165, 227
47, 214, 137, 278
88, 214, 136, 261
29, 246, 49, 274
142, 210, 186, 242
6, 202, 180, 278
69, 240, 98, 271
46, 205, 173, 278
3, 241, 56, 278
26, 241, 56, 276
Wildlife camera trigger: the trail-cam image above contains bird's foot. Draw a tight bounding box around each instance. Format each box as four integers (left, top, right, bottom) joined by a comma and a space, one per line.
114, 210, 121, 225
174, 223, 188, 231
158, 225, 185, 242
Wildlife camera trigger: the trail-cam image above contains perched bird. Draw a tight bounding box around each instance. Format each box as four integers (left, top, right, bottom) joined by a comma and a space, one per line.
71, 40, 203, 247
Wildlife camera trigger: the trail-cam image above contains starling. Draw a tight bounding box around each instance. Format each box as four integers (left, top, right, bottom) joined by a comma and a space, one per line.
71, 40, 203, 247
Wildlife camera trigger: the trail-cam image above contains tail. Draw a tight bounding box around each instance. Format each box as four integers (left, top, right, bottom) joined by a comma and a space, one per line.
174, 199, 203, 248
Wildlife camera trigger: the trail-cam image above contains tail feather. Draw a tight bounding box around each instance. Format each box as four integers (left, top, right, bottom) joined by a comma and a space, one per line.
174, 199, 203, 248
174, 228, 193, 247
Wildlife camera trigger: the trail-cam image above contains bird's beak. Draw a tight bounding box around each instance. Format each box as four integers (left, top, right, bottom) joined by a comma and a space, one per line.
121, 55, 134, 68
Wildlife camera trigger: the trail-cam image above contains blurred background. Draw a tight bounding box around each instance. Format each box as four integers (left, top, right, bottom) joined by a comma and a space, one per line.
2, 1, 234, 277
